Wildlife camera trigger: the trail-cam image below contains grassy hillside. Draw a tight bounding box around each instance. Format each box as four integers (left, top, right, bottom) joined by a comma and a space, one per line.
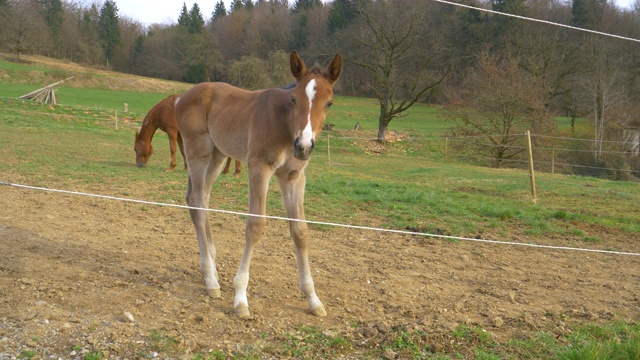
1, 53, 637, 244
0, 53, 190, 113
1, 54, 639, 360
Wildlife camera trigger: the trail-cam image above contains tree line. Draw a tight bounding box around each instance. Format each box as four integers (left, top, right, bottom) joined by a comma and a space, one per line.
1, 0, 639, 176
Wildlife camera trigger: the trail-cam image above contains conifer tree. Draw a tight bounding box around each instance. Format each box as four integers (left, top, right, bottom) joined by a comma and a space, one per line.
212, 0, 227, 21
178, 3, 190, 28
39, 0, 64, 40
243, 0, 254, 11
230, 0, 243, 12
571, 0, 605, 30
328, 0, 357, 34
188, 3, 205, 33
98, 0, 120, 65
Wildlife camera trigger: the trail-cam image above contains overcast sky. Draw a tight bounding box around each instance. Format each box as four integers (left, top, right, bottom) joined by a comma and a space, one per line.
114, 0, 635, 27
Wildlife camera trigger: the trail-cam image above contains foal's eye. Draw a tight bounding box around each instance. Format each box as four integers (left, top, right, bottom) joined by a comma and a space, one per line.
291, 96, 297, 105
327, 100, 334, 109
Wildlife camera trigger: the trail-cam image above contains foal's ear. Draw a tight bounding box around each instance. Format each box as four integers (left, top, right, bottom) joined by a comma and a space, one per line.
135, 130, 140, 139
325, 53, 343, 85
290, 51, 308, 81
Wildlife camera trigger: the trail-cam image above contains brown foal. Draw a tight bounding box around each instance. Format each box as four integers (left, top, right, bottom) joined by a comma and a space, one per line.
175, 51, 342, 318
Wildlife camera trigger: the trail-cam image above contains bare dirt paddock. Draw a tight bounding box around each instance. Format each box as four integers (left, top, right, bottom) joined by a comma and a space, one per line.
1, 185, 639, 359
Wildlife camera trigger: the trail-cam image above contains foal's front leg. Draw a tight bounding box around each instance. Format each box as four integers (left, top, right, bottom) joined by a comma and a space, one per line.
277, 170, 326, 317
233, 163, 270, 318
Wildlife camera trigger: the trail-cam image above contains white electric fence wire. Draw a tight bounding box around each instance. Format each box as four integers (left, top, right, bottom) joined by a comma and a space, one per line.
531, 133, 638, 145
2, 181, 638, 257
448, 152, 640, 175
432, 0, 640, 43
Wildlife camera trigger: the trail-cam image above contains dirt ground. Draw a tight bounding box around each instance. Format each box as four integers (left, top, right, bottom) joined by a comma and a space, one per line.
1, 179, 639, 359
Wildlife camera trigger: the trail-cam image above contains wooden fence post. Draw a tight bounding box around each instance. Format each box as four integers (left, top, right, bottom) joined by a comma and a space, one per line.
444, 137, 448, 163
526, 131, 537, 204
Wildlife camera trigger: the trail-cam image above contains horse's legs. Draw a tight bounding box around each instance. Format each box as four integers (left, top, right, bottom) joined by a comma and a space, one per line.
277, 170, 326, 317
233, 161, 271, 318
177, 132, 187, 170
167, 129, 179, 171
223, 157, 231, 174
234, 160, 242, 176
185, 142, 227, 298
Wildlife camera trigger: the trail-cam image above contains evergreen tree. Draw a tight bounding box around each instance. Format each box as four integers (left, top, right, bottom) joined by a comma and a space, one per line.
212, 0, 227, 21
328, 0, 357, 34
571, 0, 605, 30
243, 0, 254, 11
490, 0, 527, 46
98, 0, 120, 65
230, 0, 243, 12
188, 3, 205, 33
291, 12, 308, 50
82, 4, 99, 34
178, 3, 190, 28
39, 0, 64, 40
491, 0, 526, 14
293, 0, 321, 13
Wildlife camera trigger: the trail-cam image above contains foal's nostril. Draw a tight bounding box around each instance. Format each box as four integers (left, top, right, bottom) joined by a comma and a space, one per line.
310, 139, 315, 151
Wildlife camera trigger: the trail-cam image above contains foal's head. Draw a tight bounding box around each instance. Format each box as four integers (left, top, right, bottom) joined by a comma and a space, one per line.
134, 130, 153, 167
289, 51, 343, 161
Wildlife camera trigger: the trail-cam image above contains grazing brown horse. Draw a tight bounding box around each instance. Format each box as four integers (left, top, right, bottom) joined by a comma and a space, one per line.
134, 95, 186, 171
223, 157, 242, 176
175, 51, 343, 318
135, 95, 242, 174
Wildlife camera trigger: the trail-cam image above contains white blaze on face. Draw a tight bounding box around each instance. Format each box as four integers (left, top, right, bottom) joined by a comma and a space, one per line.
300, 79, 316, 147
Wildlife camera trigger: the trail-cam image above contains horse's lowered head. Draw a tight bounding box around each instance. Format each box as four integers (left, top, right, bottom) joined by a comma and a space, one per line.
134, 130, 153, 168
288, 51, 343, 161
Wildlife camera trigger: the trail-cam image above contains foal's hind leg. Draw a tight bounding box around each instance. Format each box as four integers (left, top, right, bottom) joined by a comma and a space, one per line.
277, 170, 326, 317
185, 145, 228, 298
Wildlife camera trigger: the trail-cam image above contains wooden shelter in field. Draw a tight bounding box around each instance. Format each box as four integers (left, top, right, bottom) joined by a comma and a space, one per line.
19, 76, 74, 105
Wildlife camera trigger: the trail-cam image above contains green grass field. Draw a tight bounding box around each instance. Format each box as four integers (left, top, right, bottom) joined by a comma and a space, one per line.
1, 56, 639, 359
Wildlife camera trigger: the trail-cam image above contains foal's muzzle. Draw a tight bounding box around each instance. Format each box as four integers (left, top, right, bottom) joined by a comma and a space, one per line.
293, 137, 315, 160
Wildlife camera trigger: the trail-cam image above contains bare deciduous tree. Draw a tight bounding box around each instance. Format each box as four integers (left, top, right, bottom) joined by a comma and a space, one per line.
580, 38, 626, 161
348, 0, 450, 142
446, 51, 554, 168
0, 0, 50, 60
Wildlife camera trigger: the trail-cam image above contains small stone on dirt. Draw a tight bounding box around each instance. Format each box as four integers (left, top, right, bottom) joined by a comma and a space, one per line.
492, 316, 504, 328
124, 312, 135, 323
383, 348, 396, 359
